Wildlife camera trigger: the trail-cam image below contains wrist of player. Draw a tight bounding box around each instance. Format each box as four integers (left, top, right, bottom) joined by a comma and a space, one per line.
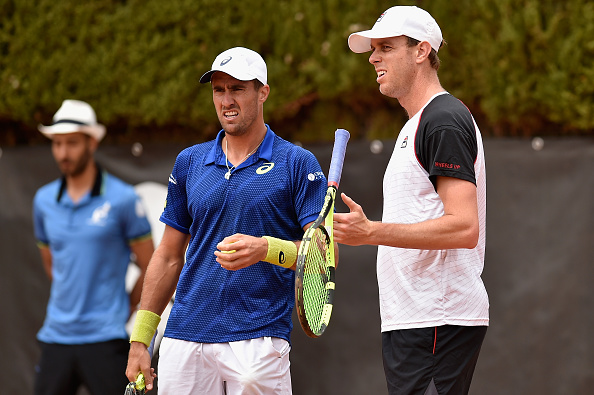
129, 310, 161, 347
261, 236, 297, 268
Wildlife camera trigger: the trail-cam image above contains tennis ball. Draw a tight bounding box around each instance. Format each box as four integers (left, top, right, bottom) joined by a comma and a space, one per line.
221, 241, 236, 254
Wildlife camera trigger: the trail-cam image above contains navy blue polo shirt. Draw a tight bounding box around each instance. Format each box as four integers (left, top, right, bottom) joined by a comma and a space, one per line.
161, 126, 327, 343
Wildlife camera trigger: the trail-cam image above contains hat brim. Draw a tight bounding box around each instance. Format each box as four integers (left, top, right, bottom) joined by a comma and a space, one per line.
199, 69, 266, 85
348, 29, 407, 53
349, 30, 441, 53
349, 31, 379, 53
199, 70, 216, 84
38, 123, 106, 142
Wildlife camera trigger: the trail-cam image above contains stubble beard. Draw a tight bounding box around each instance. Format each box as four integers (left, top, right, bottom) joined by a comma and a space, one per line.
219, 107, 259, 137
59, 148, 92, 178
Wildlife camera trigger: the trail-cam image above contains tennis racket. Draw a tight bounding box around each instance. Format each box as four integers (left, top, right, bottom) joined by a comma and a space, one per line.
295, 128, 350, 338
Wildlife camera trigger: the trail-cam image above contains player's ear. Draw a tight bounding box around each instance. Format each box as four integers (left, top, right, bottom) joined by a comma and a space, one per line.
416, 41, 432, 64
259, 84, 270, 103
88, 136, 100, 152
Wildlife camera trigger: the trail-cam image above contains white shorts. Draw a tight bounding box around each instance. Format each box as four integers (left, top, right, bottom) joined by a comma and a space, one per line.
157, 336, 292, 395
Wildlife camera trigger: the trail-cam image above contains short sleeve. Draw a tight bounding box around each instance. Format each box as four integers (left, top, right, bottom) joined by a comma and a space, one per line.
424, 127, 477, 185
415, 94, 478, 189
290, 148, 327, 228
32, 191, 48, 245
121, 192, 152, 243
160, 148, 192, 234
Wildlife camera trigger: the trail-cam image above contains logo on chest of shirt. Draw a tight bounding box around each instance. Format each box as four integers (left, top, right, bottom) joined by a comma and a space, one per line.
256, 162, 275, 175
401, 136, 408, 148
88, 201, 111, 226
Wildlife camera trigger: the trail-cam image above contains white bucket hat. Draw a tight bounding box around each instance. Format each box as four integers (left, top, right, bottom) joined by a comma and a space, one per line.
38, 99, 106, 141
348, 6, 443, 54
199, 47, 267, 85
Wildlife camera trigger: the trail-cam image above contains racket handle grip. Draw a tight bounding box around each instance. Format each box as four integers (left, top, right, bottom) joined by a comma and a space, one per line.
328, 129, 350, 187
147, 329, 157, 357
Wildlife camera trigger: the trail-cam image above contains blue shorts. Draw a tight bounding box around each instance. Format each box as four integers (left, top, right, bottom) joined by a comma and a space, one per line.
382, 325, 487, 395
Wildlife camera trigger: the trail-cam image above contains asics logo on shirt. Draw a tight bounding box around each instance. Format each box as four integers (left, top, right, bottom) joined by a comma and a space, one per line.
256, 163, 275, 174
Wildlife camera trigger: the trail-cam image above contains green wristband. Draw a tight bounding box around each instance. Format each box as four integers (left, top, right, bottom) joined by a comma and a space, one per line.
130, 310, 161, 347
262, 236, 297, 269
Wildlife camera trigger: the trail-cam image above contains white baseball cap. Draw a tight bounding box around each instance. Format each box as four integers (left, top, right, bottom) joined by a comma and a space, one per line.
200, 47, 267, 85
38, 99, 106, 141
348, 6, 443, 53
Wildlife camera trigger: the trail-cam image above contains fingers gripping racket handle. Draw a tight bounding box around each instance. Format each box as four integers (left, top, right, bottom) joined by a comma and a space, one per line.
125, 331, 157, 394
327, 129, 350, 188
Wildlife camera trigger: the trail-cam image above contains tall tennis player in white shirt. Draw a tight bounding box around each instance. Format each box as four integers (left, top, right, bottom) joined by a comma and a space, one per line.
334, 6, 488, 395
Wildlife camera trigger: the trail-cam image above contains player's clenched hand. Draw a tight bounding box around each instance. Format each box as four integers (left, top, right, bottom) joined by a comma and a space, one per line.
334, 193, 372, 246
126, 341, 156, 392
215, 233, 267, 271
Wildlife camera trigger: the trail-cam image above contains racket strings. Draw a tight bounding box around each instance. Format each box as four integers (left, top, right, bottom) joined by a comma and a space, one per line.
302, 228, 331, 334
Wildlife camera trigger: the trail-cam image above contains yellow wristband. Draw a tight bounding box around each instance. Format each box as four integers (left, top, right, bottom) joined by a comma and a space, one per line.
262, 236, 297, 269
130, 310, 161, 347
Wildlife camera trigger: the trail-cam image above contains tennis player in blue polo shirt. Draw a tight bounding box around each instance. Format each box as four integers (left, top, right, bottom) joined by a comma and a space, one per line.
126, 47, 329, 394
33, 100, 154, 395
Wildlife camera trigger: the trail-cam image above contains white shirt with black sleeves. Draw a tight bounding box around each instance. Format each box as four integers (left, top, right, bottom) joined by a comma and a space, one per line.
377, 92, 489, 332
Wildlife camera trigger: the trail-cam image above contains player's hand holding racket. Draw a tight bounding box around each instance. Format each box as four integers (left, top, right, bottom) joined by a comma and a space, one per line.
125, 331, 157, 394
295, 128, 350, 338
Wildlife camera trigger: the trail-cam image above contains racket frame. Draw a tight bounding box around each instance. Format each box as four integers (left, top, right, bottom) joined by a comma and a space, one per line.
295, 128, 349, 338
295, 186, 337, 338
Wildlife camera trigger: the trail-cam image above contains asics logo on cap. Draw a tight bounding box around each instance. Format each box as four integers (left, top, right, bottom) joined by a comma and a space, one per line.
220, 56, 232, 66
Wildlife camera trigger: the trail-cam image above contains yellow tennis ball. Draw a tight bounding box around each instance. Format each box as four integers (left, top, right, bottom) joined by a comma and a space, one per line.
221, 241, 236, 254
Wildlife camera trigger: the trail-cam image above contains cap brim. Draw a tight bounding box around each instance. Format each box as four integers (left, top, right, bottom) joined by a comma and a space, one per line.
349, 28, 413, 53
199, 69, 264, 84
199, 70, 216, 84
348, 31, 375, 53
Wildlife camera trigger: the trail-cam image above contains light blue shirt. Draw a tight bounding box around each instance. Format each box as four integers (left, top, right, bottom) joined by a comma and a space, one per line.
33, 169, 151, 344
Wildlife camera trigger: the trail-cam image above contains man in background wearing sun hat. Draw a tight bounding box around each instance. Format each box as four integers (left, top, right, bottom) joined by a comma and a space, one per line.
334, 6, 488, 395
32, 99, 154, 394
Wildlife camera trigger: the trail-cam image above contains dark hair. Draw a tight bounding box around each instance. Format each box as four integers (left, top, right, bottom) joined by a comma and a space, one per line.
253, 79, 264, 90
406, 37, 442, 71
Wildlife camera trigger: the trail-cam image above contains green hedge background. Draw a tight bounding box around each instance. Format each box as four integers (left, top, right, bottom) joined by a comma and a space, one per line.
1, 0, 593, 146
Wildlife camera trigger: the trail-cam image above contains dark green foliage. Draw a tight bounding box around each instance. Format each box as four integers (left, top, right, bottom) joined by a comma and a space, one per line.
1, 0, 592, 145
430, 0, 594, 136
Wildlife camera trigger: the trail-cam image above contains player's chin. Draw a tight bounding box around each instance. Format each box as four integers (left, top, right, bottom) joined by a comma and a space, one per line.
59, 167, 75, 177
222, 124, 245, 136
57, 161, 71, 171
